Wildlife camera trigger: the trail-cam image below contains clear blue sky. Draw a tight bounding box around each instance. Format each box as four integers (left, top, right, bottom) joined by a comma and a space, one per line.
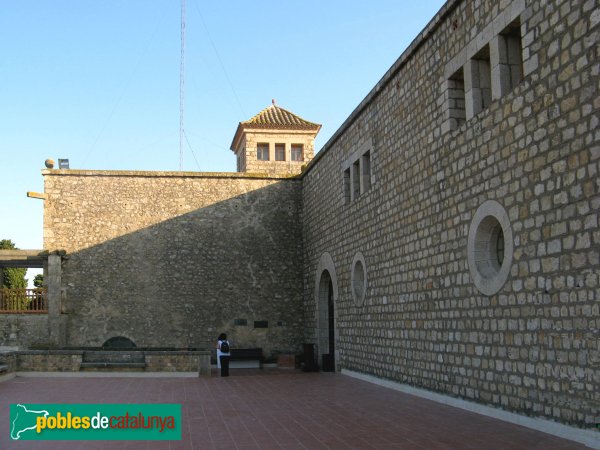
1, 0, 446, 253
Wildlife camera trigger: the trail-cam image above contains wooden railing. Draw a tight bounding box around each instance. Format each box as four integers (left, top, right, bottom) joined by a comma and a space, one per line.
0, 288, 48, 313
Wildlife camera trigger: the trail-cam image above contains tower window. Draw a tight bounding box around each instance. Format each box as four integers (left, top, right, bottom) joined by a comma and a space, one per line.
257, 143, 269, 161
275, 143, 285, 161
291, 144, 304, 161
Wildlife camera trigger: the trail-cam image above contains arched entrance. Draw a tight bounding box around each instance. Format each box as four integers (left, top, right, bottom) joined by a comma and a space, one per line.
315, 252, 338, 372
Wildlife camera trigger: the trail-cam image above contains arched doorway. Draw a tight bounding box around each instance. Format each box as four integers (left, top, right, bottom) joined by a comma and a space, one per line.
315, 253, 338, 372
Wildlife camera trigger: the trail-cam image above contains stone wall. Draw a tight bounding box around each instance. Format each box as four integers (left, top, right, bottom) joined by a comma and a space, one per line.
34, 0, 599, 429
0, 352, 17, 374
0, 315, 51, 350
17, 350, 83, 372
43, 171, 304, 357
241, 131, 315, 175
0, 350, 211, 375
144, 351, 210, 375
302, 0, 598, 428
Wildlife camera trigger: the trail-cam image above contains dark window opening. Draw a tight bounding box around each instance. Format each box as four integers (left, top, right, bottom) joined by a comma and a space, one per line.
496, 228, 505, 266
448, 68, 466, 129
495, 18, 523, 96
343, 168, 351, 205
352, 161, 360, 200
466, 45, 492, 118
361, 151, 371, 193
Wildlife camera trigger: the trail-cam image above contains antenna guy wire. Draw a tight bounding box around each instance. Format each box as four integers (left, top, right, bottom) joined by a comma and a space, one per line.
179, 0, 186, 170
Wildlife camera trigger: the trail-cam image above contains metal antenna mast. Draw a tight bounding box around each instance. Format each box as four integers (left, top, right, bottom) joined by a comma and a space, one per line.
179, 0, 186, 171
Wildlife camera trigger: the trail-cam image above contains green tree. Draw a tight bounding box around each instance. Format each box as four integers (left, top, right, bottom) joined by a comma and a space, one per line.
1, 239, 28, 310
0, 239, 28, 289
33, 274, 44, 288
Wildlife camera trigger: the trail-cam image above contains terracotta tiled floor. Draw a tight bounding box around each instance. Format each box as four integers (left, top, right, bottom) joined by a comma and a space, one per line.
0, 370, 590, 449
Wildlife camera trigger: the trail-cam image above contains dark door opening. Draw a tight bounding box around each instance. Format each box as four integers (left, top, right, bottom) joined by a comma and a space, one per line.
323, 278, 336, 372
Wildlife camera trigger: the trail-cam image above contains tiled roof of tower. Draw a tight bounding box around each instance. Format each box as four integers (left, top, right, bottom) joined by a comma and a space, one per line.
230, 103, 321, 152
241, 105, 321, 131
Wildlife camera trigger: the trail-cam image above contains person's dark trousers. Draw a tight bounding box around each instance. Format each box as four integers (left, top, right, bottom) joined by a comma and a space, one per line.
220, 355, 230, 377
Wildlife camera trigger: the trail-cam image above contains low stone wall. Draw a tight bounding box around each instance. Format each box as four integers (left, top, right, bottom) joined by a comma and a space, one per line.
17, 350, 83, 372
144, 351, 211, 376
0, 352, 17, 379
0, 350, 211, 377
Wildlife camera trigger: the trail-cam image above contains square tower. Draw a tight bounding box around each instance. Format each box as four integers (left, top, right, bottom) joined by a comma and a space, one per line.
230, 101, 321, 175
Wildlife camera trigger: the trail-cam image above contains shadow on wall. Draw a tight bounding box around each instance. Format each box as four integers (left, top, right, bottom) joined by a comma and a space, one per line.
56, 180, 304, 356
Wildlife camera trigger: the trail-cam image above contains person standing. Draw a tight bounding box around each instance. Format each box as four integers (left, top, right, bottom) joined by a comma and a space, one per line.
217, 333, 230, 377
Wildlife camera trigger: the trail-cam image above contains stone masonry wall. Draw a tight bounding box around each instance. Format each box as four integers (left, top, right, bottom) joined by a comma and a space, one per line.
242, 131, 315, 175
44, 171, 304, 358
302, 0, 598, 428
0, 315, 51, 350
17, 351, 82, 372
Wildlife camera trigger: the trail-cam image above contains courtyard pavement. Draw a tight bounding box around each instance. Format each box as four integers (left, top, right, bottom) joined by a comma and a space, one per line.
0, 369, 590, 449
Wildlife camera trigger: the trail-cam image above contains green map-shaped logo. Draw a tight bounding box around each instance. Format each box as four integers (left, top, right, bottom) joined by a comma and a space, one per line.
10, 404, 49, 440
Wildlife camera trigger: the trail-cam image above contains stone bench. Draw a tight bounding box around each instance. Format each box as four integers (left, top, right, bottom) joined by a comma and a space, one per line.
229, 348, 263, 369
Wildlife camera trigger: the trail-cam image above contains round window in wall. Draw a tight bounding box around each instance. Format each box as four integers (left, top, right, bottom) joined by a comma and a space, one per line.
351, 252, 368, 306
467, 200, 513, 296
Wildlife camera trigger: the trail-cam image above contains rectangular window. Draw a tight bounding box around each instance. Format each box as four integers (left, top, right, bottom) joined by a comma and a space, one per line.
291, 144, 303, 161
351, 161, 360, 201
234, 318, 247, 326
442, 6, 525, 135
491, 18, 523, 99
344, 141, 373, 205
464, 46, 492, 119
254, 320, 268, 329
257, 143, 269, 161
447, 68, 466, 130
343, 168, 351, 205
361, 151, 371, 193
275, 143, 285, 161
